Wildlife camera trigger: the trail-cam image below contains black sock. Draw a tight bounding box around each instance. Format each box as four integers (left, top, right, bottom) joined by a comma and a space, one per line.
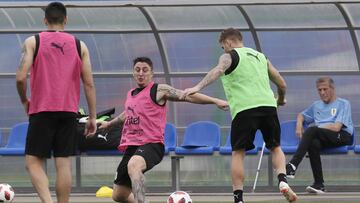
233, 190, 243, 203
278, 173, 287, 184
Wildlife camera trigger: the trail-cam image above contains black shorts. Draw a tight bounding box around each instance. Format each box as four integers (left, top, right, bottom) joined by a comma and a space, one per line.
114, 143, 164, 187
25, 112, 78, 158
231, 107, 280, 151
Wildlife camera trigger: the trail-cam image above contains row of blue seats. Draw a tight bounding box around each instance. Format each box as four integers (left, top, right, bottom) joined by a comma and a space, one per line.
171, 120, 356, 155
0, 121, 357, 156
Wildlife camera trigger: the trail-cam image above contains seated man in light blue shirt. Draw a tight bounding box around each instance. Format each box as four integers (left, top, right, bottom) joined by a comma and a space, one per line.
286, 77, 353, 194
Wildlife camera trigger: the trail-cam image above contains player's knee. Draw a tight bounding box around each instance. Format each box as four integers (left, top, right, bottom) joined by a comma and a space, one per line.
112, 185, 133, 202
112, 189, 130, 202
24, 159, 36, 172
112, 195, 125, 202
112, 193, 127, 202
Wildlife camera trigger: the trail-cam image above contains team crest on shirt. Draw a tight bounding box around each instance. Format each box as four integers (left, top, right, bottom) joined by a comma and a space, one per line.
331, 108, 337, 116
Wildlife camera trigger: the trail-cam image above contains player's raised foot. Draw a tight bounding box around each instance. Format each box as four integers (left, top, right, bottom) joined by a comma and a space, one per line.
279, 181, 298, 202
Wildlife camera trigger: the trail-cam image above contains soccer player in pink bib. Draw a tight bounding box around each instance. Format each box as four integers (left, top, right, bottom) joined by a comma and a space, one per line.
98, 57, 228, 203
16, 2, 97, 203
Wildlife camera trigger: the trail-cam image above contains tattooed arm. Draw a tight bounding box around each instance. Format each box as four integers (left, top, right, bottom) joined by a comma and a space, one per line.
157, 84, 229, 111
182, 53, 232, 97
98, 111, 126, 129
16, 36, 35, 115
109, 111, 126, 127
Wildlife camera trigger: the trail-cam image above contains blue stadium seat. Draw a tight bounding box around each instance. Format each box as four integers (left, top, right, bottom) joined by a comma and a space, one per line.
322, 128, 356, 154
175, 121, 220, 155
219, 133, 233, 155
219, 131, 263, 155
164, 123, 176, 154
0, 122, 28, 155
280, 120, 300, 154
354, 135, 360, 153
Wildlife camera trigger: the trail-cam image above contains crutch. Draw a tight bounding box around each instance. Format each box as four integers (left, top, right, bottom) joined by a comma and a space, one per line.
252, 142, 266, 193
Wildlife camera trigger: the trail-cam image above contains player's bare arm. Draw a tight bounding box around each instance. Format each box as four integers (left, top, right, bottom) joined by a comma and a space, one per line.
112, 111, 126, 126
157, 84, 185, 103
99, 111, 126, 130
157, 84, 229, 111
80, 41, 97, 136
268, 60, 287, 106
197, 53, 232, 89
157, 83, 213, 103
80, 41, 97, 120
183, 53, 232, 97
16, 36, 35, 114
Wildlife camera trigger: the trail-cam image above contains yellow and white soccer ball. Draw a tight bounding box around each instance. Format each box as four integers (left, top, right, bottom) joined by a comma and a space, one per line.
167, 191, 192, 203
0, 183, 15, 202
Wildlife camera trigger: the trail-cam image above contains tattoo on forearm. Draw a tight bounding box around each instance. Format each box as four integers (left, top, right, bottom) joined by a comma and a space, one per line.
198, 75, 215, 89
116, 116, 121, 125
18, 45, 26, 70
197, 69, 221, 89
118, 115, 125, 124
132, 174, 147, 203
168, 88, 180, 99
158, 85, 183, 101
110, 115, 122, 127
197, 54, 231, 89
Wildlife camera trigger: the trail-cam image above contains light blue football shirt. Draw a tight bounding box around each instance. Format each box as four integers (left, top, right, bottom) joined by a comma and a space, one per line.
302, 98, 354, 135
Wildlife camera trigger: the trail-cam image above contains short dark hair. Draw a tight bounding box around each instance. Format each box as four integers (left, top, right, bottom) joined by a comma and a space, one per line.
316, 76, 335, 88
219, 28, 243, 43
45, 2, 67, 24
133, 57, 153, 70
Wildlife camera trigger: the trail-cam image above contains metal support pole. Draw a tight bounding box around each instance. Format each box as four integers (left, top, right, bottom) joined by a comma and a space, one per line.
171, 155, 183, 191
252, 142, 265, 192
